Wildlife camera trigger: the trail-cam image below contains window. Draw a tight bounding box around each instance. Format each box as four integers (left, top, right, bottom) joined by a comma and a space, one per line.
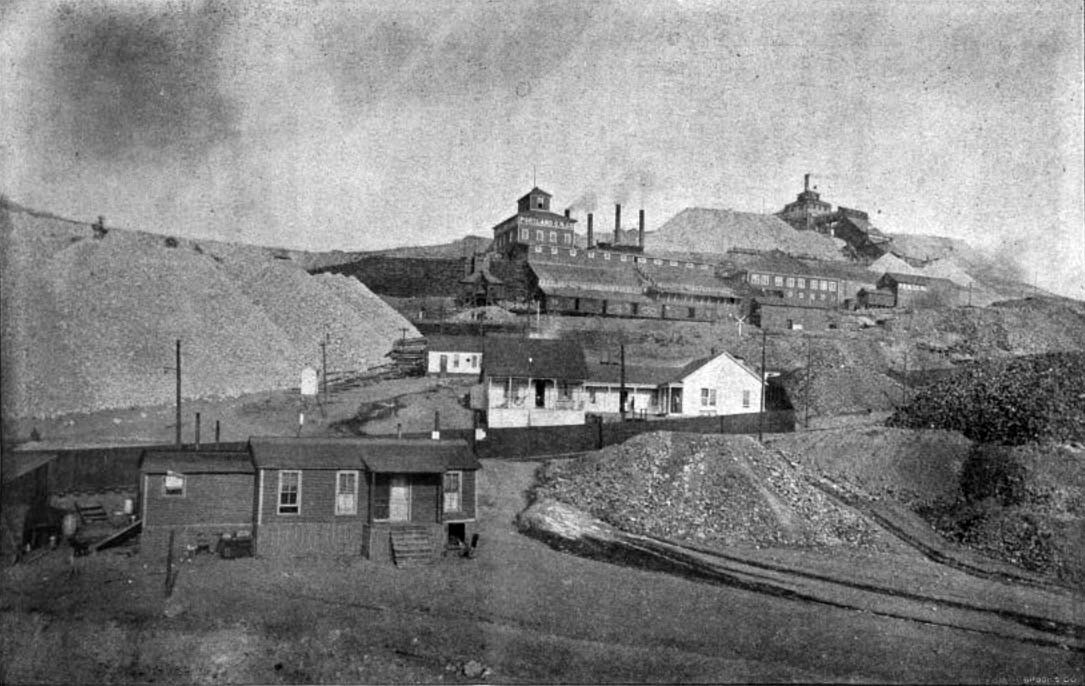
670, 260, 679, 266
335, 471, 358, 515
810, 279, 819, 290
797, 278, 805, 288
565, 234, 572, 244
828, 281, 837, 292
278, 470, 301, 515
452, 355, 459, 369
774, 276, 784, 286
687, 262, 695, 269
536, 230, 543, 241
786, 277, 795, 287
588, 388, 597, 404
742, 390, 751, 408
819, 292, 826, 300
550, 246, 558, 255
654, 259, 663, 265
549, 231, 557, 243
520, 228, 528, 240
786, 290, 794, 298
821, 280, 829, 291
700, 388, 717, 406
798, 292, 805, 299
163, 472, 185, 497
536, 198, 544, 208
620, 254, 628, 262
603, 252, 611, 260
587, 251, 595, 258
534, 245, 543, 253
570, 249, 577, 256
443, 471, 463, 512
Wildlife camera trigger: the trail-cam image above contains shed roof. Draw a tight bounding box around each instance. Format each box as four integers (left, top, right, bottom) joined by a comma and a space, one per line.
249, 436, 479, 472
585, 362, 683, 386
881, 272, 958, 288
482, 337, 588, 379
426, 335, 486, 353
140, 448, 254, 474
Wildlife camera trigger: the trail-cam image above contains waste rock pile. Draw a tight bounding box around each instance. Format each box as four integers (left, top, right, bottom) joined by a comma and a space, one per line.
887, 352, 1085, 445
921, 443, 1085, 585
766, 427, 972, 508
534, 432, 888, 549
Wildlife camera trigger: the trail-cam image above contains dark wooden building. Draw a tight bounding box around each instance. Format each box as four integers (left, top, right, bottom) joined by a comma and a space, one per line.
139, 446, 256, 558
750, 298, 830, 331
249, 437, 480, 562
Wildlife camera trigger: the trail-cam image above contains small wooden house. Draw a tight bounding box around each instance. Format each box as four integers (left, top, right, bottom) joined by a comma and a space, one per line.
139, 445, 255, 558
426, 335, 484, 377
249, 437, 480, 562
482, 338, 588, 427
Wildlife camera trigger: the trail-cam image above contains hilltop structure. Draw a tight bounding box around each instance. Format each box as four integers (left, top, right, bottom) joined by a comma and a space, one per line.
776, 175, 891, 260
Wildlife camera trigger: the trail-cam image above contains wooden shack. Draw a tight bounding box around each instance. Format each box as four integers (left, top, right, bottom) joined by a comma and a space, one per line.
139, 446, 256, 558
249, 437, 480, 563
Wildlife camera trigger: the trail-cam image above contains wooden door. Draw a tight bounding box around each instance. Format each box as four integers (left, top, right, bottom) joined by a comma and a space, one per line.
389, 476, 411, 521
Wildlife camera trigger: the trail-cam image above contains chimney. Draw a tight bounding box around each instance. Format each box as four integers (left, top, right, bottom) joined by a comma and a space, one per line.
638, 209, 645, 248
614, 203, 622, 244
804, 173, 810, 193
194, 412, 201, 450
587, 213, 594, 247
564, 208, 570, 219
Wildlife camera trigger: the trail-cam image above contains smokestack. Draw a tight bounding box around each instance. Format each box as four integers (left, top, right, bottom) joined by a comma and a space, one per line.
587, 213, 594, 247
614, 203, 621, 244
564, 208, 570, 219
804, 173, 810, 192
194, 412, 200, 450
639, 209, 645, 248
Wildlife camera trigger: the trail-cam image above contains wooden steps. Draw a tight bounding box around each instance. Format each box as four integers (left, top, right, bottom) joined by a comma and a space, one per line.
390, 525, 434, 567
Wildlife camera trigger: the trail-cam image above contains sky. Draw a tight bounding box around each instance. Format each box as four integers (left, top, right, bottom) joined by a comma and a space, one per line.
2, 0, 1083, 297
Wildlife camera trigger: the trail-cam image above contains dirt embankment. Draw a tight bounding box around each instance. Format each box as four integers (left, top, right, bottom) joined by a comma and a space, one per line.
534, 432, 892, 550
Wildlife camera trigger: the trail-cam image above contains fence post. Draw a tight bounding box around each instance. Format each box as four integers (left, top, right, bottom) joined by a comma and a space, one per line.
164, 529, 176, 597
595, 415, 604, 450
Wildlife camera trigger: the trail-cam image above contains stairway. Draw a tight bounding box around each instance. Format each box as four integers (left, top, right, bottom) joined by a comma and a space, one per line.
389, 525, 434, 567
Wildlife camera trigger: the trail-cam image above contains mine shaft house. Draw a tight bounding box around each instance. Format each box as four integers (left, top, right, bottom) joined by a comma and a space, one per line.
139, 437, 480, 564
481, 337, 588, 428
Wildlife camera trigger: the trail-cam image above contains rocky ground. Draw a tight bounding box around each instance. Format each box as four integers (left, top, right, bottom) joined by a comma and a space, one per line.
534, 432, 894, 550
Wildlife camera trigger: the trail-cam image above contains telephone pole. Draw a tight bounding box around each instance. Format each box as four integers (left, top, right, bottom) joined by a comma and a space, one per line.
619, 344, 627, 422
175, 339, 182, 446
804, 334, 812, 429
758, 329, 767, 442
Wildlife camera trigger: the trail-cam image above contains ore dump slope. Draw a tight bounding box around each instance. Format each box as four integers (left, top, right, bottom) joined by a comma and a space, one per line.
537, 432, 891, 549
646, 208, 845, 262
0, 204, 416, 418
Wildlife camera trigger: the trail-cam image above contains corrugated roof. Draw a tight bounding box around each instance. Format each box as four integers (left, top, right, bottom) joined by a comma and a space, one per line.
482, 338, 587, 379
542, 286, 652, 303
530, 259, 643, 294
140, 449, 254, 474
426, 335, 486, 353
249, 436, 478, 471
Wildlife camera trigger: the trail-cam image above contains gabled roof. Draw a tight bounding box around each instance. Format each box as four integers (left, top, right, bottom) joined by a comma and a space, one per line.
249, 436, 479, 471
426, 335, 486, 353
140, 448, 254, 474
482, 337, 587, 379
518, 209, 576, 224
519, 186, 552, 200
668, 351, 761, 384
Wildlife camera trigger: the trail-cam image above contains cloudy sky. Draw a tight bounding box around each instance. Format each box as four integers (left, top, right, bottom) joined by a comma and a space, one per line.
2, 0, 1082, 296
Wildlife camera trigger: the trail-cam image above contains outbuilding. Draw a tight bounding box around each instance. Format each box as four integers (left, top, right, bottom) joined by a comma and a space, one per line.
138, 445, 255, 558
250, 437, 480, 563
426, 335, 485, 377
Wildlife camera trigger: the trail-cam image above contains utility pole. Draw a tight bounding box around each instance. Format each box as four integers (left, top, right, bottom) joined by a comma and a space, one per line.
175, 339, 182, 447
804, 334, 812, 429
901, 349, 908, 408
758, 329, 767, 442
320, 330, 329, 407
619, 344, 627, 422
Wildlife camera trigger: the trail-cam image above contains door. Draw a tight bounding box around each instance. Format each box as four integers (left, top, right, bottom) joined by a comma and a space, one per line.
439, 355, 448, 374
389, 476, 411, 521
670, 388, 683, 414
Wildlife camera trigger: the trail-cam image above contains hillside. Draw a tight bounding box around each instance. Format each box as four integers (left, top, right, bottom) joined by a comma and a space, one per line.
646, 208, 846, 261
0, 203, 417, 419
